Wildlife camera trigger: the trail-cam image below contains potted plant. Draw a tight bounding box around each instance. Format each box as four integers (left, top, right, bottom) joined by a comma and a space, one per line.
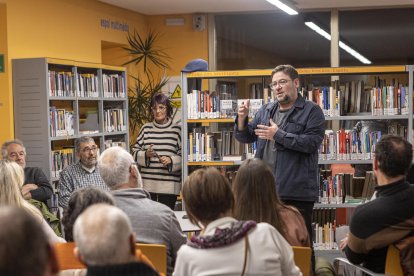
123, 30, 171, 145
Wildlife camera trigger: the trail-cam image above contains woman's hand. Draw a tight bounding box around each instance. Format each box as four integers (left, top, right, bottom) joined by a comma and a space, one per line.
159, 156, 172, 166
146, 144, 157, 158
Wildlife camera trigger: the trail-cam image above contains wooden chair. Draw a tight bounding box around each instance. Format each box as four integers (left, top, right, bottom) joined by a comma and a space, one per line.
384, 245, 403, 276
54, 242, 85, 270
136, 243, 167, 275
292, 246, 312, 276
334, 244, 403, 276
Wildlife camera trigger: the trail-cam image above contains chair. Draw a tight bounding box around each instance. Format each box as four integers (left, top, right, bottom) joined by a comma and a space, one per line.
334, 245, 403, 276
54, 242, 85, 270
384, 245, 403, 276
136, 243, 167, 275
292, 246, 312, 276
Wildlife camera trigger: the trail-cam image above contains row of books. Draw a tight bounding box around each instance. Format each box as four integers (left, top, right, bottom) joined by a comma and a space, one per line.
301, 81, 409, 117
318, 172, 376, 204
102, 74, 126, 98
186, 90, 265, 119
371, 85, 409, 116
313, 222, 338, 250
103, 108, 127, 133
187, 128, 255, 162
77, 73, 99, 98
50, 107, 74, 137
104, 139, 127, 150
319, 129, 382, 161
50, 148, 74, 178
48, 70, 75, 97
48, 70, 125, 98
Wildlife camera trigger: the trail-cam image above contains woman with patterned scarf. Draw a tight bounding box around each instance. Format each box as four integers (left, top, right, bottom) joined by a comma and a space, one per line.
173, 167, 301, 276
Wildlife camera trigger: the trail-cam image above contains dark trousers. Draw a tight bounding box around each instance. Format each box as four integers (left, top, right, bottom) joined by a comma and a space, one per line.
149, 192, 177, 210
282, 200, 315, 273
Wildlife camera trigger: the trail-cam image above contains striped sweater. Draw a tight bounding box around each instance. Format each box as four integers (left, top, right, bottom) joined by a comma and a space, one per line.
132, 118, 182, 195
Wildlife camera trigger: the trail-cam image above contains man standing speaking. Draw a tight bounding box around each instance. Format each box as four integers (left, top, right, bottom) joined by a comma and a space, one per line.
234, 64, 325, 239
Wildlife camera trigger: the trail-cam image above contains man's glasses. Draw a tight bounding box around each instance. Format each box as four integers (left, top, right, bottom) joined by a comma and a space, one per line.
151, 106, 167, 112
269, 79, 292, 90
81, 146, 98, 153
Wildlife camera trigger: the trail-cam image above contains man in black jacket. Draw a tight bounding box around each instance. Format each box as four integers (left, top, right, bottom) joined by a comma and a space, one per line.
341, 135, 414, 273
235, 64, 325, 237
1, 139, 53, 204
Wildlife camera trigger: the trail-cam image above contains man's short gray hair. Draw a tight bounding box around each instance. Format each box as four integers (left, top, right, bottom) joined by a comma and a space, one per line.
98, 147, 143, 189
1, 139, 26, 159
73, 204, 133, 266
74, 137, 95, 153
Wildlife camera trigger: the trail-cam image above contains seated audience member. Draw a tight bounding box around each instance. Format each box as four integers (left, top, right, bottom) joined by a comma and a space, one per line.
233, 158, 310, 247
98, 147, 186, 276
73, 204, 158, 276
2, 139, 53, 204
341, 135, 414, 273
58, 137, 109, 209
173, 167, 301, 276
0, 206, 59, 276
61, 187, 114, 241
0, 160, 65, 243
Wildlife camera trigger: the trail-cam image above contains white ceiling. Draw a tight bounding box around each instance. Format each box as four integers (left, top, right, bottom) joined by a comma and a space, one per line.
98, 0, 414, 15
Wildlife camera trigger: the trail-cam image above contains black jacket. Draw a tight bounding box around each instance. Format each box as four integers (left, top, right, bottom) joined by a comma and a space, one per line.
234, 94, 325, 202
24, 167, 53, 203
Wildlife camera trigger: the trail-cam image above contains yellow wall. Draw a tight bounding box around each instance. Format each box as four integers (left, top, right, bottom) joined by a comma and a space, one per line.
1, 0, 208, 146
0, 3, 12, 143
148, 14, 209, 76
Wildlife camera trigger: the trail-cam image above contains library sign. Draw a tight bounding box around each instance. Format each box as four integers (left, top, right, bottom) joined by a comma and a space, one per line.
100, 18, 129, 32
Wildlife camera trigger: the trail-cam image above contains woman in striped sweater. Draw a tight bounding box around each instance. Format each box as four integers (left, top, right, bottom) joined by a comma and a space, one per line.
132, 92, 181, 210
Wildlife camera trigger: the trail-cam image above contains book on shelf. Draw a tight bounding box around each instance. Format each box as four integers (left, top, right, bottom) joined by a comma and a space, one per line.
102, 73, 126, 98
77, 73, 99, 98
48, 70, 75, 97
49, 107, 74, 137
50, 148, 74, 178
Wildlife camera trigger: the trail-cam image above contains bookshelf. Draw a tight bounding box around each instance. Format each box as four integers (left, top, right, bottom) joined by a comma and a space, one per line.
12, 58, 128, 184
181, 65, 414, 178
181, 64, 414, 255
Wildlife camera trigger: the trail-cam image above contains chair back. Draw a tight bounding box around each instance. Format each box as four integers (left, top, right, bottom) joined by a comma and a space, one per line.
54, 242, 85, 270
136, 243, 167, 275
292, 246, 312, 276
385, 244, 403, 276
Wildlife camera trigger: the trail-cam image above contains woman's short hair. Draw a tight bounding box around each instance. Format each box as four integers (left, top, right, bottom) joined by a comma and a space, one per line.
61, 187, 114, 241
149, 92, 173, 119
182, 167, 234, 226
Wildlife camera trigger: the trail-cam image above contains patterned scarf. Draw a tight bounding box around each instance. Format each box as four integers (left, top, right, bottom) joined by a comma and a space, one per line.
188, 220, 257, 249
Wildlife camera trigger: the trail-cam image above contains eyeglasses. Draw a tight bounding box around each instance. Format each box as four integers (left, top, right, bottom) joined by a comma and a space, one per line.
151, 106, 167, 112
269, 79, 292, 90
81, 146, 98, 153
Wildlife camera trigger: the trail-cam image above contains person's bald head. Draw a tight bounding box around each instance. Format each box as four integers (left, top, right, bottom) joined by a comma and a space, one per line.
73, 204, 135, 266
0, 206, 58, 276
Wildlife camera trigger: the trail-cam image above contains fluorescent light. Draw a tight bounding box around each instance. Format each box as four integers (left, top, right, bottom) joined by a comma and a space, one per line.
305, 21, 371, 65
266, 0, 298, 15
305, 22, 331, 41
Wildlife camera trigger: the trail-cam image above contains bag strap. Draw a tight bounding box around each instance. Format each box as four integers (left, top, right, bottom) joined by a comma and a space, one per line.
241, 234, 250, 276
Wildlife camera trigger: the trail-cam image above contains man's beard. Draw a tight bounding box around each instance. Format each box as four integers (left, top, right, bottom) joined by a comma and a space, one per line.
278, 94, 291, 105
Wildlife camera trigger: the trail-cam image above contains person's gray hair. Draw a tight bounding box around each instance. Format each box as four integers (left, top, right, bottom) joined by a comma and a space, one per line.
74, 137, 95, 153
98, 147, 143, 189
73, 204, 133, 266
1, 139, 26, 159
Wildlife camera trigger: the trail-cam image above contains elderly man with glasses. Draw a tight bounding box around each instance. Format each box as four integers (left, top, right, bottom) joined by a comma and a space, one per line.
58, 136, 109, 209
234, 64, 325, 260
1, 139, 53, 204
